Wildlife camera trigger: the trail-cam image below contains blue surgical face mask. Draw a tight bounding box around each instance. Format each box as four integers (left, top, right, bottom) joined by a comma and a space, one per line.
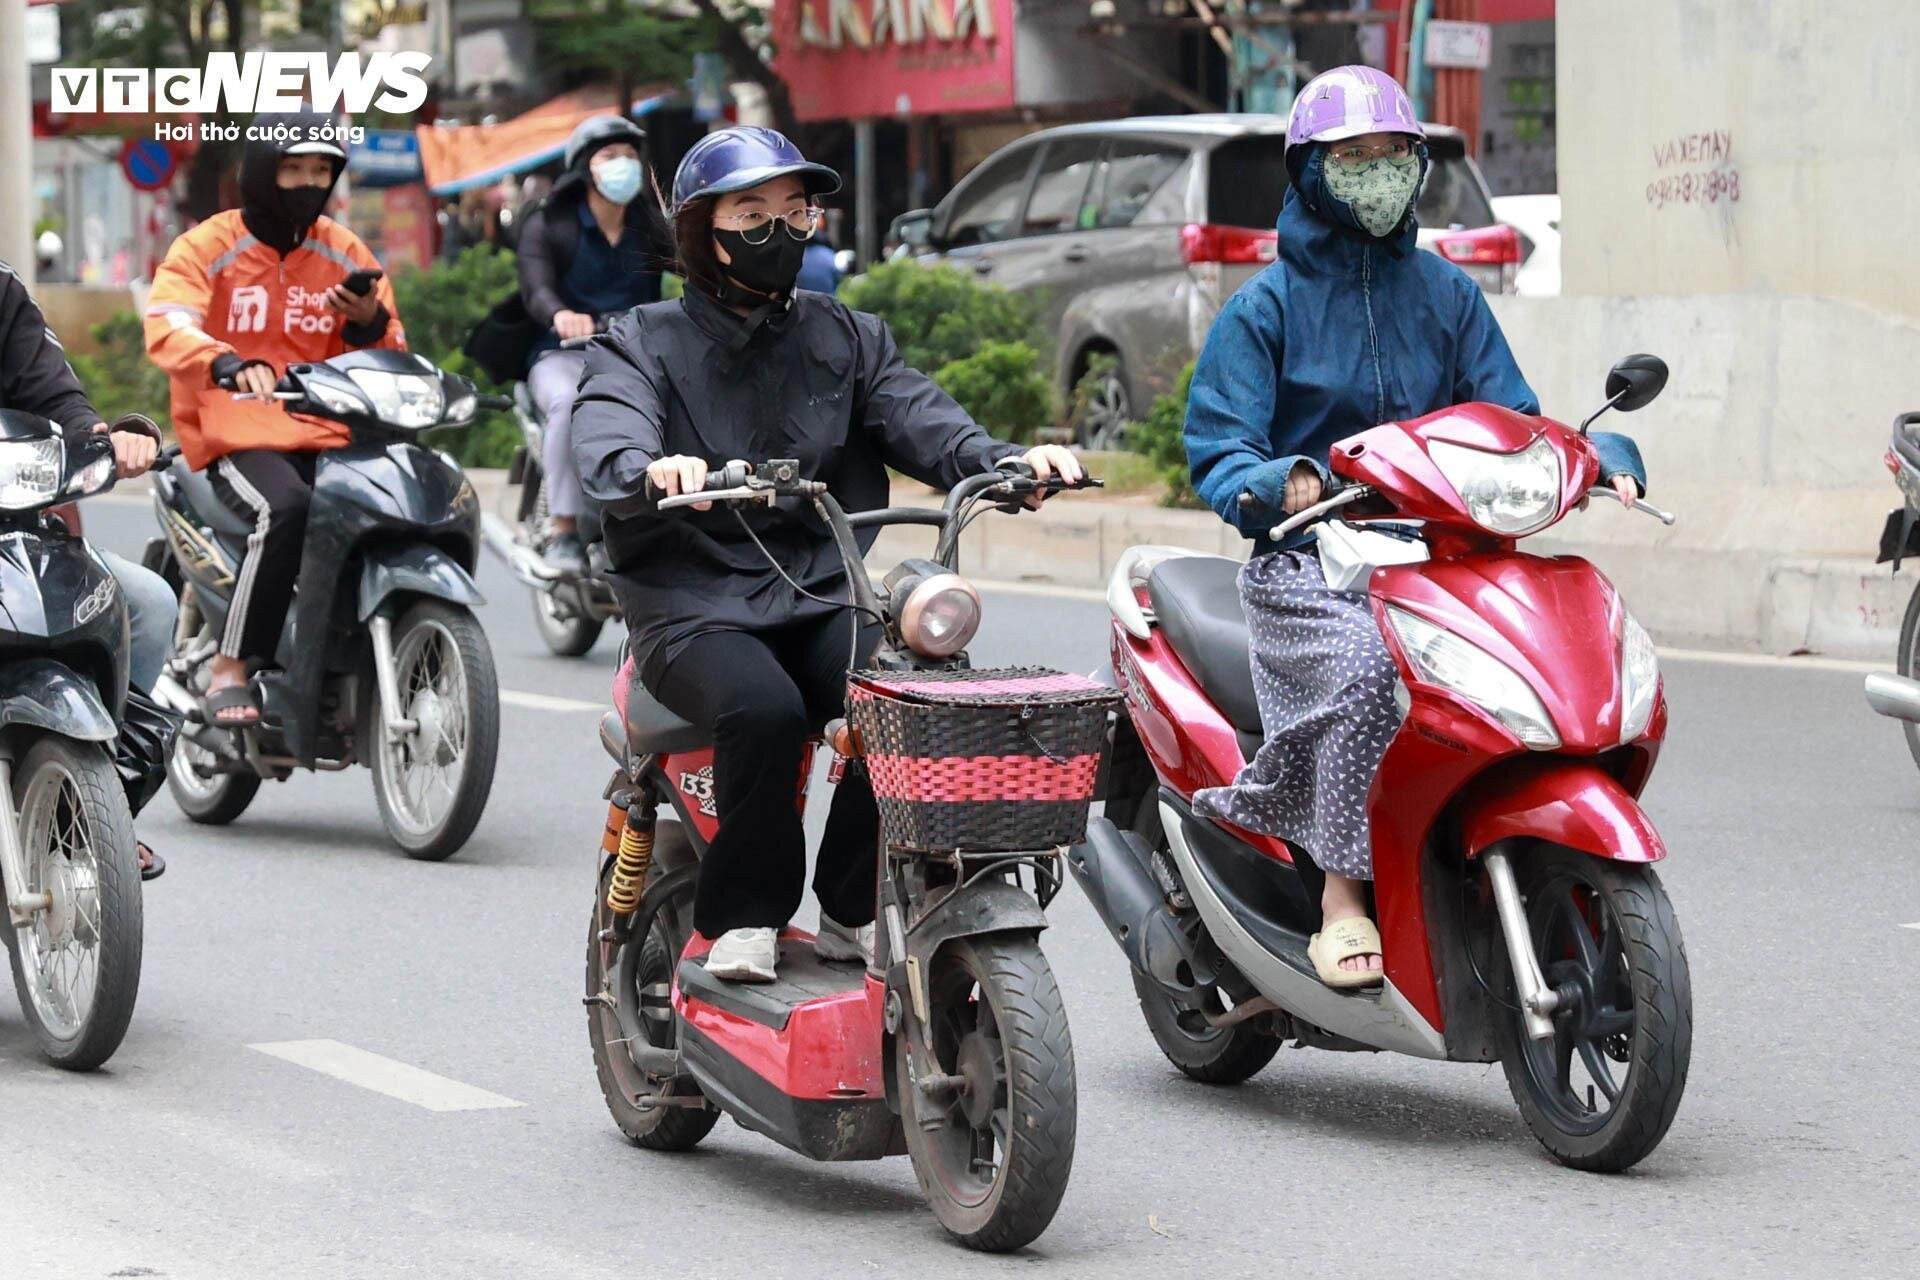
592, 155, 642, 204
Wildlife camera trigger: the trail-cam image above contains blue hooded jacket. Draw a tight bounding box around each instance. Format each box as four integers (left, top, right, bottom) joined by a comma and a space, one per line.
1185, 153, 1644, 552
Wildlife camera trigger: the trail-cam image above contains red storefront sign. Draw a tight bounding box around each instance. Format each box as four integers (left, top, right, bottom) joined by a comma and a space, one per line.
381, 184, 436, 274
771, 0, 1016, 123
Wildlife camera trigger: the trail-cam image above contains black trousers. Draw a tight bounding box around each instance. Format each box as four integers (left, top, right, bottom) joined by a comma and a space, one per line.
207, 449, 316, 663
646, 611, 879, 938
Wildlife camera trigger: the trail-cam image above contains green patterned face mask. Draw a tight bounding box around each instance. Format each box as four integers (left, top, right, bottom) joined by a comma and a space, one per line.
1322, 154, 1422, 238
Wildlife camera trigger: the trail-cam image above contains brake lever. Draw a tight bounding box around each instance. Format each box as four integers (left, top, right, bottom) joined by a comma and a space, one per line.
656, 485, 766, 511
1583, 487, 1677, 526
230, 391, 304, 402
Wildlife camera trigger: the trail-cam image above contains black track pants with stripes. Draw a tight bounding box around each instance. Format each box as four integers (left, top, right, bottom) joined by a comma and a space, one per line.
206, 449, 317, 663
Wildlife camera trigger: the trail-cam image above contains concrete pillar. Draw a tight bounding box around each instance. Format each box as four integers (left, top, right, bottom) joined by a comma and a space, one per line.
0, 0, 36, 285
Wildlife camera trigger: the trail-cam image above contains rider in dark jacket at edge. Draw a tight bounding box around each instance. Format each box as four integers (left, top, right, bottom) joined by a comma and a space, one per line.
571, 127, 1081, 982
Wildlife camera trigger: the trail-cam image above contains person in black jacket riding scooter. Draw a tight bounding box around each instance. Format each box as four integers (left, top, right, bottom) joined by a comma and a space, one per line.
0, 261, 178, 878
572, 128, 1081, 982
517, 114, 668, 574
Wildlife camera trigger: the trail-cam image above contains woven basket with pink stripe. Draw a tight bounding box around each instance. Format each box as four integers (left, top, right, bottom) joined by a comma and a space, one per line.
847, 667, 1122, 853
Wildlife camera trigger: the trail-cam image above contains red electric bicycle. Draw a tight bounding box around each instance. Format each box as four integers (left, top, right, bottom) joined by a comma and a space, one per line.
583, 460, 1107, 1250
1073, 355, 1694, 1170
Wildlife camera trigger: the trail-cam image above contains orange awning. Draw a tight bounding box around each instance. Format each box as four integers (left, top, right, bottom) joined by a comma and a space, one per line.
415, 86, 676, 196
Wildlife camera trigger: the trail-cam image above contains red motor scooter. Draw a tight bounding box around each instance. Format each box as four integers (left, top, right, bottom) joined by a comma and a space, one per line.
584, 460, 1103, 1251
1071, 355, 1693, 1171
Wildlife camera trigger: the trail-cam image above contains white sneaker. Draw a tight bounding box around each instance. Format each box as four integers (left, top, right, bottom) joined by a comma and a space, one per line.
706, 927, 778, 982
814, 915, 874, 965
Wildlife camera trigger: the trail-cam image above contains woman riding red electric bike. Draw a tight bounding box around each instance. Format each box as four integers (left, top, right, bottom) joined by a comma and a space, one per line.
1073, 355, 1694, 1171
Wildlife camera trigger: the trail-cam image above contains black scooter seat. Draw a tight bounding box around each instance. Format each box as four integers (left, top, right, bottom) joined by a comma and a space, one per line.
621, 672, 707, 756
678, 936, 866, 1031
1147, 556, 1263, 742
170, 459, 254, 539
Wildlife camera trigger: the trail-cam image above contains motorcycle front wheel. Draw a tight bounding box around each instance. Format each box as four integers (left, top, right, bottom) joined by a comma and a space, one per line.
3, 736, 143, 1070
1494, 846, 1692, 1171
1895, 581, 1920, 771
369, 600, 500, 861
897, 935, 1076, 1253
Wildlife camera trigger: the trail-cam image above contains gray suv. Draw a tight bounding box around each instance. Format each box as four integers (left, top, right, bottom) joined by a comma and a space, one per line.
891, 115, 1512, 450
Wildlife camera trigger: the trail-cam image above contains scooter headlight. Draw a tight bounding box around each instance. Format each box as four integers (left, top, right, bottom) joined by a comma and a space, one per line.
346, 369, 444, 429
897, 573, 983, 659
1619, 610, 1660, 742
305, 378, 371, 417
0, 437, 66, 510
1429, 435, 1562, 535
1385, 605, 1560, 749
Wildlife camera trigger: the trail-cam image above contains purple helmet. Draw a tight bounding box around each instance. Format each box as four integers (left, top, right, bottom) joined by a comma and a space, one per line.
1286, 66, 1424, 155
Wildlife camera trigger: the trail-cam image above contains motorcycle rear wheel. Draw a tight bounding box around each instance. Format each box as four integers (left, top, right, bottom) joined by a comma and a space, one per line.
586, 851, 716, 1150
3, 737, 142, 1070
1129, 807, 1282, 1084
533, 587, 603, 658
1494, 847, 1691, 1172
898, 935, 1075, 1253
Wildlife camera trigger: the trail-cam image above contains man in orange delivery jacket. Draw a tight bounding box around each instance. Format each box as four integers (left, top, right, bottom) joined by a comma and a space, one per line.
145, 108, 407, 726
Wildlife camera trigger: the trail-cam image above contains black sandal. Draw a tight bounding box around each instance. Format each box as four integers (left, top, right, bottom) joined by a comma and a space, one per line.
203, 683, 261, 727
138, 842, 165, 882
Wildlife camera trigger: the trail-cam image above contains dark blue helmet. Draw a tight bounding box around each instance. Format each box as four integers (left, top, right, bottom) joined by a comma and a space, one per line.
670, 127, 841, 215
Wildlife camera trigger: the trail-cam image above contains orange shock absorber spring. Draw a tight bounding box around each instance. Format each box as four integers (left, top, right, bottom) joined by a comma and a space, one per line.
605, 805, 654, 916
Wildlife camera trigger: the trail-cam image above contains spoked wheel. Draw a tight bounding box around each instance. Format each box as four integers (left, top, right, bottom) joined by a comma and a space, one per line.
533, 586, 604, 658
586, 848, 715, 1149
3, 737, 142, 1070
897, 935, 1075, 1252
1895, 581, 1920, 770
1495, 847, 1692, 1171
370, 601, 500, 861
163, 616, 261, 825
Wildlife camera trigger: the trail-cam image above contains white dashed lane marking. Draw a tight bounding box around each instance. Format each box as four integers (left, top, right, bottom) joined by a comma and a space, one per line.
501, 689, 602, 713
248, 1040, 525, 1112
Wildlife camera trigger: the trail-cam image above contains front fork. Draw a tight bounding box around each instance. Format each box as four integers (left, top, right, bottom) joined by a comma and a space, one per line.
0, 757, 45, 927
368, 613, 416, 743
1483, 848, 1562, 1041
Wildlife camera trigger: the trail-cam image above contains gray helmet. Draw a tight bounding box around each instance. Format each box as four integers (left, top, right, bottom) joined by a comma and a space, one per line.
564, 114, 647, 173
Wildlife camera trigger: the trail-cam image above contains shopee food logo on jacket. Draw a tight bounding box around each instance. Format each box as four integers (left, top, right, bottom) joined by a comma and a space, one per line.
50, 53, 430, 116
223, 284, 343, 336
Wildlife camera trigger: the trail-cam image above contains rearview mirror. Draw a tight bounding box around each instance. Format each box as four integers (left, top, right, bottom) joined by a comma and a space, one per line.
889, 208, 934, 252
1605, 353, 1669, 413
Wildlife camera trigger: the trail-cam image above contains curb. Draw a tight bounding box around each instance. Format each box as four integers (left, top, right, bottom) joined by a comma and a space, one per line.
465, 469, 1905, 663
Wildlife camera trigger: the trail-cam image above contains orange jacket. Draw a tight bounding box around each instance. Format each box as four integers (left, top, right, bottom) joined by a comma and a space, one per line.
144, 210, 407, 470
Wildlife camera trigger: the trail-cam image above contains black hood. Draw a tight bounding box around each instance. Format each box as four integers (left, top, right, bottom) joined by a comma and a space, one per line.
240, 109, 346, 254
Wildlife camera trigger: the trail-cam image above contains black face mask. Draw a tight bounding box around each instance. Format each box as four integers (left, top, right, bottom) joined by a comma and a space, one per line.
277, 185, 332, 231
714, 228, 808, 298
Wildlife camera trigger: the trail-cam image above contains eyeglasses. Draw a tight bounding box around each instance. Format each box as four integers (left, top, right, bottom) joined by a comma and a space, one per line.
1329, 139, 1417, 166
710, 207, 825, 245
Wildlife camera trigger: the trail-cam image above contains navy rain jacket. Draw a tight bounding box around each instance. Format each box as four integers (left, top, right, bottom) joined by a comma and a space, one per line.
1185, 173, 1644, 553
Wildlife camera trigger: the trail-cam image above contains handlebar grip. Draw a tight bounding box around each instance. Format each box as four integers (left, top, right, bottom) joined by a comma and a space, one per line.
478, 394, 513, 411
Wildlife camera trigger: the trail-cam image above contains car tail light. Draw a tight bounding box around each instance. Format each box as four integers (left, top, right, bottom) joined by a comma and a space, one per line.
1436, 224, 1522, 266
1181, 223, 1278, 266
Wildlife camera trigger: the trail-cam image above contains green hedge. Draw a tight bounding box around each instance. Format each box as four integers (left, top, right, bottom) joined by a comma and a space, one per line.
1126, 360, 1204, 508
840, 259, 1054, 443
69, 312, 171, 432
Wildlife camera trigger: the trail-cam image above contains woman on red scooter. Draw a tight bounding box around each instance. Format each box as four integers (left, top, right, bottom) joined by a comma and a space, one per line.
1184, 67, 1647, 989
571, 128, 1079, 983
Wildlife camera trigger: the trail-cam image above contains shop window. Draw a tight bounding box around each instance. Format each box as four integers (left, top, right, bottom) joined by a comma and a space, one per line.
942, 147, 1039, 248
1021, 139, 1104, 236
1094, 145, 1189, 228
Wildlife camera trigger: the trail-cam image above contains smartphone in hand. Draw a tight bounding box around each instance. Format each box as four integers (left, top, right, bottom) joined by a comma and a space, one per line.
341, 267, 384, 296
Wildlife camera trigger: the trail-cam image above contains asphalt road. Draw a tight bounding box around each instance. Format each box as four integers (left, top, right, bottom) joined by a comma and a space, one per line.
4, 495, 1917, 1279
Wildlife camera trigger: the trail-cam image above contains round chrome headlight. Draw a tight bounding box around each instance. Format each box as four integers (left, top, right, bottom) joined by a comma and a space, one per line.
898, 573, 983, 658
1429, 435, 1562, 535
0, 437, 65, 510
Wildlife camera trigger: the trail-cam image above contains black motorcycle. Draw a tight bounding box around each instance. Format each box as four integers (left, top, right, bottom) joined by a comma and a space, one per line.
146, 349, 506, 861
0, 414, 145, 1068
481, 329, 620, 657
